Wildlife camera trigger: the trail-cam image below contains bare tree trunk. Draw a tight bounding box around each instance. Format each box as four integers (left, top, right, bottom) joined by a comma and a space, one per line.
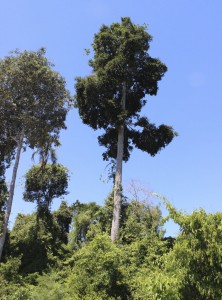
0, 133, 23, 261
111, 82, 126, 242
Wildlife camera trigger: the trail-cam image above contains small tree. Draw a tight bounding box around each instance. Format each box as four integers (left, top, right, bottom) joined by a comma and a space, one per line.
23, 164, 69, 216
75, 17, 176, 241
0, 48, 70, 260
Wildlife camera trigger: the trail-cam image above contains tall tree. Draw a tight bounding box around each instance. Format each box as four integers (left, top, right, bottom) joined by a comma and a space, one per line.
0, 48, 70, 260
75, 17, 177, 241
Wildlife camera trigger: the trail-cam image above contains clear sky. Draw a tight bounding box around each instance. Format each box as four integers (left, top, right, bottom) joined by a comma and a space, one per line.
1, 0, 222, 236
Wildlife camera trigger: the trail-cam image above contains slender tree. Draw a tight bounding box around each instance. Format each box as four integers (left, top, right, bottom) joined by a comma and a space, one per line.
0, 48, 70, 260
0, 106, 17, 236
75, 17, 177, 241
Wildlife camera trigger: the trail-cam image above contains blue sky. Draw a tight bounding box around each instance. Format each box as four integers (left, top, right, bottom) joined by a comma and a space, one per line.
1, 0, 222, 236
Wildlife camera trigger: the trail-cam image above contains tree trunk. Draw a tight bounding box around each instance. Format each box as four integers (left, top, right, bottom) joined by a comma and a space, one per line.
0, 133, 24, 261
111, 82, 126, 242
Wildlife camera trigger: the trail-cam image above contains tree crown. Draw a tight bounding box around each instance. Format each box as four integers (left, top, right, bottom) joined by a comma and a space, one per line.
75, 17, 176, 163
0, 48, 71, 149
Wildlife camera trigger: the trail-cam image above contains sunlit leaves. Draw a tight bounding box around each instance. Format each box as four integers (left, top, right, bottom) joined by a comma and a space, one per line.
0, 48, 71, 149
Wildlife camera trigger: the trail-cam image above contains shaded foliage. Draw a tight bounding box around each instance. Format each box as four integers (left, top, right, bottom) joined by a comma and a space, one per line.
53, 201, 73, 245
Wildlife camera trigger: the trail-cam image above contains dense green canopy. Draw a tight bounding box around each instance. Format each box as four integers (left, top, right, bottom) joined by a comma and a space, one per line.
23, 164, 69, 212
75, 17, 176, 162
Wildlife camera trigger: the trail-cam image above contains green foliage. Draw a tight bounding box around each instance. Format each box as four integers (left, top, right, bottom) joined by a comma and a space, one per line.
2, 196, 222, 299
23, 163, 69, 214
0, 48, 71, 150
9, 213, 54, 274
53, 201, 73, 245
66, 234, 130, 299
129, 267, 184, 300
164, 206, 222, 299
9, 211, 71, 274
75, 17, 176, 163
69, 201, 101, 249
69, 193, 163, 249
0, 256, 21, 282
66, 200, 222, 299
29, 271, 68, 300
17, 164, 72, 272
120, 199, 162, 244
0, 257, 31, 300
65, 198, 166, 299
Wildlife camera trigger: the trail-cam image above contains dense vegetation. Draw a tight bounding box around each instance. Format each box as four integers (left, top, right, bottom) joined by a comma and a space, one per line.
1, 194, 222, 299
1, 17, 222, 299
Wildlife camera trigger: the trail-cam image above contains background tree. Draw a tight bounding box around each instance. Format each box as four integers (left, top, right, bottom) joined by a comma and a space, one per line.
53, 200, 73, 245
75, 17, 177, 241
5, 164, 70, 273
0, 48, 70, 260
23, 163, 69, 217
69, 201, 101, 249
